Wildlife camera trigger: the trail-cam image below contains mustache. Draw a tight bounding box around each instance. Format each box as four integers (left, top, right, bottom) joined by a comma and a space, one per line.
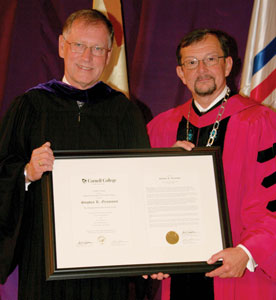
195, 75, 215, 82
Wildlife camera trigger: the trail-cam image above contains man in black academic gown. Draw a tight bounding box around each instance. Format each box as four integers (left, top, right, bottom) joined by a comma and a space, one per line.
0, 9, 150, 300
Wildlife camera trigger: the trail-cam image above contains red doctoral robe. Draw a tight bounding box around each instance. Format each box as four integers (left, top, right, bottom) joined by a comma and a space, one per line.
147, 94, 276, 300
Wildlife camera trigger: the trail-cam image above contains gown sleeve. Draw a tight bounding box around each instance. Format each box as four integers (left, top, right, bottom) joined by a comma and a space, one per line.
223, 106, 276, 281
0, 95, 36, 283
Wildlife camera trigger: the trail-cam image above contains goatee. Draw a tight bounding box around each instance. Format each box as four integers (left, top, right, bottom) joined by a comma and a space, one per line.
194, 76, 216, 96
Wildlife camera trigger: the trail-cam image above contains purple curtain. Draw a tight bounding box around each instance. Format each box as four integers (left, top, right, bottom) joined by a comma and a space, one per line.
0, 0, 92, 117
0, 0, 254, 118
0, 0, 18, 113
122, 0, 254, 117
0, 1, 254, 299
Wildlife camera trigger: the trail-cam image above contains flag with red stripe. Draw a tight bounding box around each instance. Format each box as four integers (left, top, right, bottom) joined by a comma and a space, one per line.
240, 0, 276, 108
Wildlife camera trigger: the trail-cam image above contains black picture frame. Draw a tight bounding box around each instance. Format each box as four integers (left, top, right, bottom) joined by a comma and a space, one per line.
41, 147, 232, 280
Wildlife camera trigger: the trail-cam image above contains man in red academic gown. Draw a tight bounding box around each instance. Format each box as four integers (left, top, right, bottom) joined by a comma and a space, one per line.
147, 29, 276, 300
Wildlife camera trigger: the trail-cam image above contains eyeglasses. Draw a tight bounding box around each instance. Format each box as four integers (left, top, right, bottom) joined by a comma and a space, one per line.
63, 36, 110, 57
181, 55, 226, 70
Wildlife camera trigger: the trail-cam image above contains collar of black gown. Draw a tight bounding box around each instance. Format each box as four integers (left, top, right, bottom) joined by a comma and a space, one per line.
28, 79, 116, 103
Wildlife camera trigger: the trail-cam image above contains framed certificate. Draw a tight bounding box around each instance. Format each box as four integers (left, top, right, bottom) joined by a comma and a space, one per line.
41, 147, 232, 280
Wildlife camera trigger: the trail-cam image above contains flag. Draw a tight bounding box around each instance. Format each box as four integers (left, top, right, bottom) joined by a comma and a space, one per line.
240, 0, 276, 109
92, 0, 129, 98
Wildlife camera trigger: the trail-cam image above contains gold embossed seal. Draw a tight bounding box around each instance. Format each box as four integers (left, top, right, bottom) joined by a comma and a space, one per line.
166, 231, 179, 245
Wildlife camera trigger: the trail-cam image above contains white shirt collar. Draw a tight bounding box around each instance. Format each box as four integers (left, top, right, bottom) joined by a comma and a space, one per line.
62, 76, 70, 85
62, 76, 99, 89
194, 86, 229, 113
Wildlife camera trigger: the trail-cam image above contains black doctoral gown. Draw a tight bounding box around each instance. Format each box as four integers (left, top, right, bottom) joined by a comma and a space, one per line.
0, 80, 150, 300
